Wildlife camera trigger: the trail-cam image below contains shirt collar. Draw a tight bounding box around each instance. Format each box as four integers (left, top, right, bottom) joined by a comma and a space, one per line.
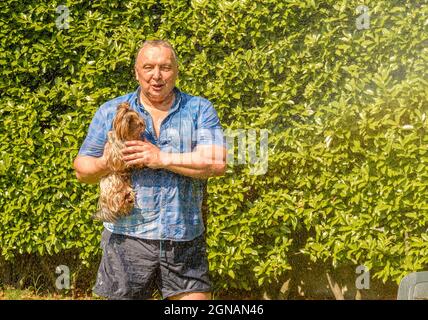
133, 86, 182, 115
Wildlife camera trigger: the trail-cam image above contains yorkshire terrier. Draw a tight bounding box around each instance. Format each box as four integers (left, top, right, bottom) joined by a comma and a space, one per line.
93, 102, 146, 223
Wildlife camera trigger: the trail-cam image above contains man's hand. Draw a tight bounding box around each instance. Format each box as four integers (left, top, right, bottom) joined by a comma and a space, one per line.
122, 140, 164, 169
73, 141, 112, 184
99, 141, 111, 170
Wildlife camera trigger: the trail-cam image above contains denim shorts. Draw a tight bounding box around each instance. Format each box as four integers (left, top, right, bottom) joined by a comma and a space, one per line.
93, 229, 212, 300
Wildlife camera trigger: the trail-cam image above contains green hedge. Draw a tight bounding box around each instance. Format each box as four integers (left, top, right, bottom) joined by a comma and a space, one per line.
1, 0, 427, 296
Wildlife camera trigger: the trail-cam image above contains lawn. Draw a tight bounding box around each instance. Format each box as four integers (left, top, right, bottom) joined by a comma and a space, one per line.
0, 287, 99, 300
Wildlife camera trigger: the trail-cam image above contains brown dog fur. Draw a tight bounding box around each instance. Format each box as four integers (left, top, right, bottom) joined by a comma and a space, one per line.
93, 102, 146, 223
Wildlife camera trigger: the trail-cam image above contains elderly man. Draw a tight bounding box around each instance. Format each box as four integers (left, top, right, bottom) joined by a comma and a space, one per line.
73, 40, 226, 300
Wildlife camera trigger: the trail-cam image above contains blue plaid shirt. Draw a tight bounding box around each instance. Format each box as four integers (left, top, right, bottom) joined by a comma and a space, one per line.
78, 87, 225, 241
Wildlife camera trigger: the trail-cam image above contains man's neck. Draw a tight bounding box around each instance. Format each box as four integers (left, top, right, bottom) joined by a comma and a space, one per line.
139, 90, 175, 112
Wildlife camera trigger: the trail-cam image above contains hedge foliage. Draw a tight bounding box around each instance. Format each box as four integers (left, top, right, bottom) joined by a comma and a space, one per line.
0, 0, 427, 296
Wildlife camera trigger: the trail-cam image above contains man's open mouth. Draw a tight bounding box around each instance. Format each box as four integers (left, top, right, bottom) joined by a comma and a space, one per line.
152, 84, 164, 90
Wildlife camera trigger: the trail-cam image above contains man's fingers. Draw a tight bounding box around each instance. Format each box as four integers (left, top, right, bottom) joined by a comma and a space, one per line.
102, 142, 111, 160
125, 140, 146, 147
122, 147, 135, 155
126, 159, 143, 167
122, 145, 146, 154
104, 141, 111, 151
122, 140, 151, 152
123, 152, 144, 161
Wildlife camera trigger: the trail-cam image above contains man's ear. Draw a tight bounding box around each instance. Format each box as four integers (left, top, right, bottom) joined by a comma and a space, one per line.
134, 67, 139, 81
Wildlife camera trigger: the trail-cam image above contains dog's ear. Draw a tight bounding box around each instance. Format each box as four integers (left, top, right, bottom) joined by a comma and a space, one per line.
113, 103, 130, 140
117, 102, 130, 112
114, 103, 131, 127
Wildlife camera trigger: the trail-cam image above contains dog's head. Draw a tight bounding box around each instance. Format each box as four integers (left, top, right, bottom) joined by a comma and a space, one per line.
113, 102, 146, 141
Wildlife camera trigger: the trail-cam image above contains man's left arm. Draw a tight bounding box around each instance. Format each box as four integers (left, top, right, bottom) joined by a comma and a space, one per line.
123, 141, 226, 179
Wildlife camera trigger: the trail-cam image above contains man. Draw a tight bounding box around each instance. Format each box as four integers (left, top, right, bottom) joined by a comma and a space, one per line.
73, 40, 226, 300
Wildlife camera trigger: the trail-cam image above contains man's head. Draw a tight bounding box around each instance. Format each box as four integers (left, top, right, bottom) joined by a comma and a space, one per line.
134, 40, 178, 104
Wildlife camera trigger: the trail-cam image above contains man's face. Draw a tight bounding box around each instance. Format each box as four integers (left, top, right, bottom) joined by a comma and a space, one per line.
135, 45, 178, 103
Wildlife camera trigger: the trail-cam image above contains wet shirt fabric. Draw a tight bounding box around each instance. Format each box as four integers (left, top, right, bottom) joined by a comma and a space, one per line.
78, 87, 225, 241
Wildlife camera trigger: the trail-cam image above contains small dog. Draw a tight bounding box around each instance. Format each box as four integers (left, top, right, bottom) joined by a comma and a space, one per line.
93, 102, 146, 223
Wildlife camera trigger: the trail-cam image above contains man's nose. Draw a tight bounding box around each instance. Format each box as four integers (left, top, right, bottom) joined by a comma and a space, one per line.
153, 66, 161, 80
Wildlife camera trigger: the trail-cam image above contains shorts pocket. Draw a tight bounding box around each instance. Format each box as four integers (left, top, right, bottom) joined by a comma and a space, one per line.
100, 229, 111, 249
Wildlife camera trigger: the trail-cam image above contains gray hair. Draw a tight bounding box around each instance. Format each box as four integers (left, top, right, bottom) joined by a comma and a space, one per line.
135, 40, 178, 67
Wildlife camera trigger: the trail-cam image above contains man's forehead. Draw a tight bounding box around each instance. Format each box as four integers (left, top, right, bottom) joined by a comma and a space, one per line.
137, 46, 175, 65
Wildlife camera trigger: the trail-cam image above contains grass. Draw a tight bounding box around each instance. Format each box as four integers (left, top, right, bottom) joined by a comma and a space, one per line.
0, 286, 195, 300
0, 286, 102, 300
0, 287, 246, 300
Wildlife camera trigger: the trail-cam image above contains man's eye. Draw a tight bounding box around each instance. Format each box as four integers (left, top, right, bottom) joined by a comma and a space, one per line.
161, 66, 172, 71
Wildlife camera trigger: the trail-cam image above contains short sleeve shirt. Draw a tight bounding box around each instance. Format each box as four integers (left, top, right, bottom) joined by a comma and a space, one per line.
78, 87, 225, 240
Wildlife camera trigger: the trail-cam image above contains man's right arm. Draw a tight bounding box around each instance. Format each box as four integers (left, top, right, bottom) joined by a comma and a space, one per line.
74, 104, 111, 184
73, 155, 110, 184
74, 141, 111, 184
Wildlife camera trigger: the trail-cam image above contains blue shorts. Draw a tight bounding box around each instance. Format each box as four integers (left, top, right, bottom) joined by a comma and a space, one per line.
93, 229, 212, 300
